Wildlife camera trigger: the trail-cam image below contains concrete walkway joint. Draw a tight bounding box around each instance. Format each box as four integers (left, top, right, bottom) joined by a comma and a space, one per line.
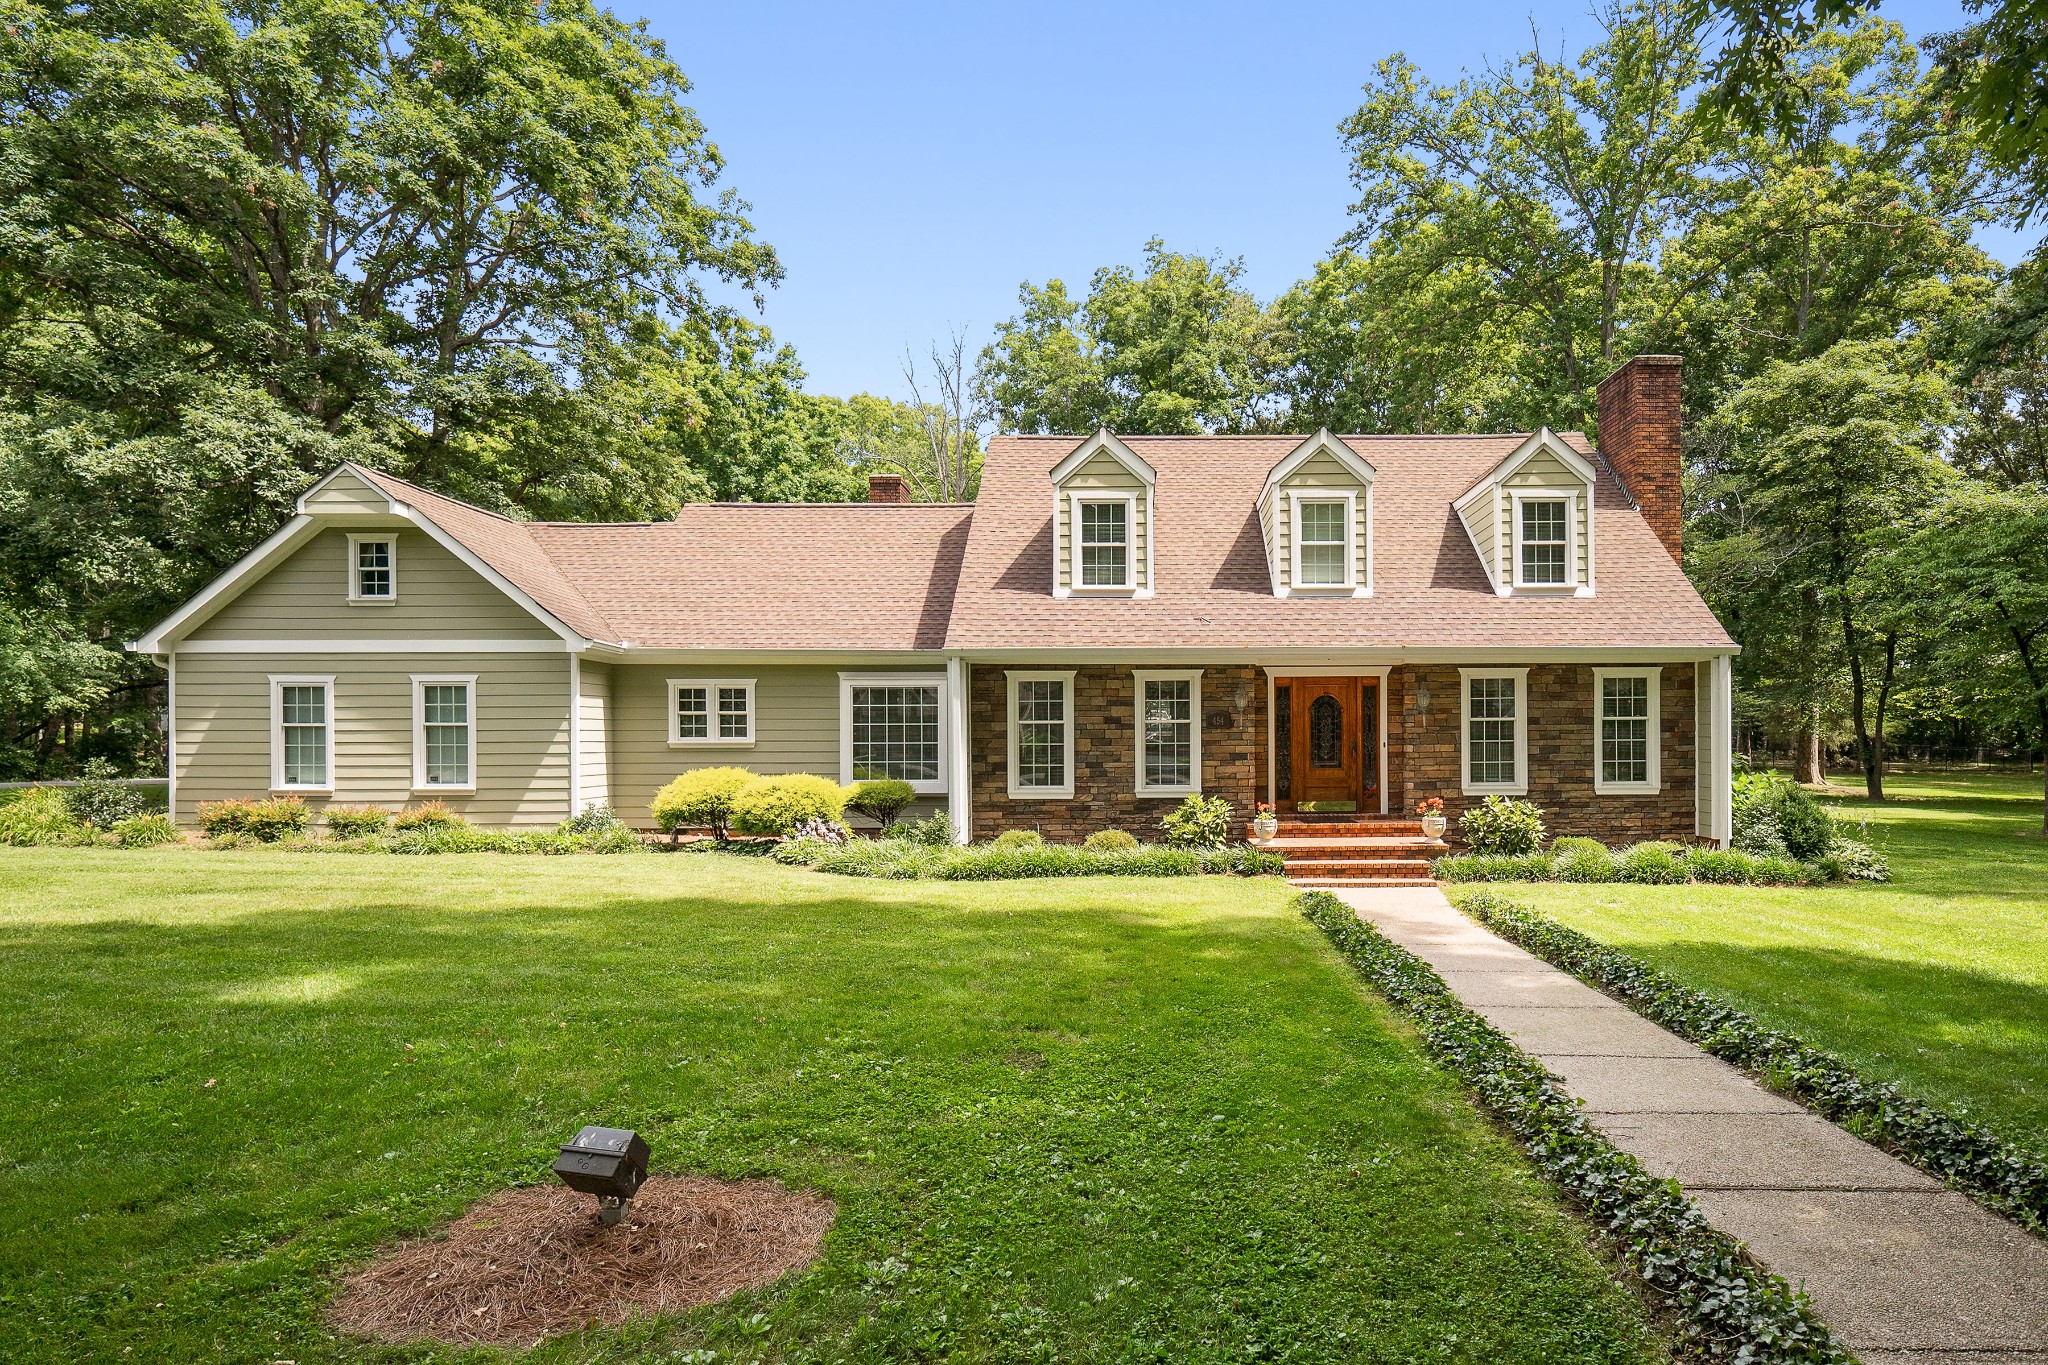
1334, 885, 2048, 1361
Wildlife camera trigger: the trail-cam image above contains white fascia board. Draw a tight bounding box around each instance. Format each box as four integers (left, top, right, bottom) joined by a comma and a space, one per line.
951, 645, 1741, 665
1451, 428, 1600, 513
129, 514, 322, 653
1260, 428, 1377, 502
1048, 428, 1156, 489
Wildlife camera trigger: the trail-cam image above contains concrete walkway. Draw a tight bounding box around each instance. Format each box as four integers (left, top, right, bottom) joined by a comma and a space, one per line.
1333, 885, 2048, 1365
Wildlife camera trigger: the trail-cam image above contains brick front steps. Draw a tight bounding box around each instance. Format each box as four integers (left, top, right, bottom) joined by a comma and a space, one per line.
1251, 815, 1447, 887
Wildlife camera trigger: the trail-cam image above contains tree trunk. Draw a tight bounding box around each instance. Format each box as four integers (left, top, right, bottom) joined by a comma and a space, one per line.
1870, 633, 1897, 803
1793, 708, 1826, 785
1842, 613, 1884, 801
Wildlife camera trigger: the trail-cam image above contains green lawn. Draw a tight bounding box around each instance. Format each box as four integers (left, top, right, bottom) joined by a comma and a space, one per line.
0, 850, 1665, 1364
1459, 768, 2048, 1152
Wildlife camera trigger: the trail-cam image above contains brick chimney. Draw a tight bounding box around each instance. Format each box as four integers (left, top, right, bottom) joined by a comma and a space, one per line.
1594, 354, 1683, 562
866, 472, 909, 504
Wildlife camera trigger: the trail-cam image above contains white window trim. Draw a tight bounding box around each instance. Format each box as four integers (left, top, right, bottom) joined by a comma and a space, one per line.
1459, 666, 1529, 797
269, 674, 336, 793
1132, 668, 1203, 797
411, 674, 478, 793
1288, 490, 1361, 594
1067, 491, 1138, 594
345, 533, 398, 604
1508, 490, 1579, 593
1006, 669, 1077, 800
668, 677, 756, 747
838, 671, 950, 796
1593, 666, 1662, 795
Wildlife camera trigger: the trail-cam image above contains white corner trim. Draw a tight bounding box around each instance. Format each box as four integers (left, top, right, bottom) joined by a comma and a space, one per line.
1592, 666, 1662, 795
269, 674, 337, 794
345, 532, 398, 605
568, 654, 582, 817
410, 673, 479, 793
945, 658, 971, 841
1131, 668, 1203, 797
1005, 668, 1077, 800
838, 671, 950, 795
1458, 666, 1529, 797
667, 677, 756, 747
166, 654, 178, 822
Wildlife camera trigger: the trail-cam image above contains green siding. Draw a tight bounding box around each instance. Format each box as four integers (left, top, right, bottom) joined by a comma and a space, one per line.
1271, 452, 1371, 591
183, 528, 556, 642
300, 468, 390, 514
577, 661, 611, 813
173, 651, 572, 828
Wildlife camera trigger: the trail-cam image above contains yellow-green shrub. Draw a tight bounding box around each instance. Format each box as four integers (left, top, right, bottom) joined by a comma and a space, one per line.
728, 773, 848, 837
650, 767, 760, 839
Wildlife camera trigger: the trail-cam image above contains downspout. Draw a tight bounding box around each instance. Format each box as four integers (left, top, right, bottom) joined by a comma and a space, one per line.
946, 656, 970, 844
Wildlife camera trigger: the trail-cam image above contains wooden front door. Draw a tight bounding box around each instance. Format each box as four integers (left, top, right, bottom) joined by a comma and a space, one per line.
1276, 677, 1381, 812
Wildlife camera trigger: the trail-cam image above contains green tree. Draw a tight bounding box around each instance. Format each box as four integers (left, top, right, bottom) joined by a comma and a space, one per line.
1888, 483, 2048, 830
978, 240, 1278, 435
1338, 0, 1708, 429
1696, 338, 1956, 798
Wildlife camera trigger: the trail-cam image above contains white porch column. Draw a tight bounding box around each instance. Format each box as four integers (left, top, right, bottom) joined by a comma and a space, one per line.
1698, 654, 1734, 847
567, 652, 582, 818
946, 656, 971, 843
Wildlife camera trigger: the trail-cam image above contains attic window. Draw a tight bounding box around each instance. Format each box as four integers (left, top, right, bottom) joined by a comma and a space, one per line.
1078, 501, 1130, 588
1515, 497, 1570, 587
348, 535, 395, 602
1290, 494, 1356, 590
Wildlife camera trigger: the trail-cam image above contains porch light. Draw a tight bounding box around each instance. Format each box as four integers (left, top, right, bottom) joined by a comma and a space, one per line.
1415, 679, 1431, 714
553, 1125, 649, 1226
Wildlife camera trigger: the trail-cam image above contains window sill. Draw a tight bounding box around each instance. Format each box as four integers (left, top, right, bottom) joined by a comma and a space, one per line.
1460, 783, 1528, 798
1594, 782, 1661, 797
1007, 786, 1075, 801
1068, 585, 1136, 596
668, 738, 756, 748
272, 786, 333, 795
413, 785, 476, 795
346, 597, 399, 606
1137, 785, 1201, 799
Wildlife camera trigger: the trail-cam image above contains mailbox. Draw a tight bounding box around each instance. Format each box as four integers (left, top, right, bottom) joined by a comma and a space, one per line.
553, 1125, 649, 1224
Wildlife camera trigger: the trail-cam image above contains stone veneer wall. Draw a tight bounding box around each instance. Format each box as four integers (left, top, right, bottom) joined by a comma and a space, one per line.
968, 664, 1265, 842
1390, 663, 1698, 844
965, 661, 1697, 844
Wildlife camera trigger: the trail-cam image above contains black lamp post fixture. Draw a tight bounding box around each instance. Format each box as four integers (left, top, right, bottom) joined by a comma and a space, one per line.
552, 1125, 649, 1226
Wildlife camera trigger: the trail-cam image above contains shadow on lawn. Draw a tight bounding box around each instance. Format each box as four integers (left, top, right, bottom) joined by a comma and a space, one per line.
1638, 939, 2048, 1154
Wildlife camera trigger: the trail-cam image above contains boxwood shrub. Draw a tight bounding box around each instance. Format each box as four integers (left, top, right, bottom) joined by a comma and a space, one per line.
728, 773, 848, 837
1298, 890, 1849, 1363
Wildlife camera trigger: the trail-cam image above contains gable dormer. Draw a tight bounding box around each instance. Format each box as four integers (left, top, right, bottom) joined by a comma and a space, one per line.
1050, 430, 1155, 598
1257, 430, 1375, 598
1452, 428, 1598, 597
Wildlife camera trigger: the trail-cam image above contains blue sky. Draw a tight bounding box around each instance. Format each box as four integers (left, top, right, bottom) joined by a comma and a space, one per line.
650, 1, 2032, 401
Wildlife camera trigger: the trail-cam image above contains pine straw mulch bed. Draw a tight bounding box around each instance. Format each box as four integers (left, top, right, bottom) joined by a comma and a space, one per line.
329, 1175, 835, 1348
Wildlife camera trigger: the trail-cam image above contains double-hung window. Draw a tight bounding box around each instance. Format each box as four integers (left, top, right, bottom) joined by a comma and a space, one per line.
347, 535, 396, 602
841, 674, 946, 793
1460, 667, 1528, 795
1515, 497, 1570, 587
1133, 669, 1201, 795
271, 676, 334, 791
669, 678, 754, 745
1077, 500, 1130, 588
1007, 670, 1075, 799
1594, 668, 1660, 793
1293, 497, 1353, 587
412, 675, 476, 790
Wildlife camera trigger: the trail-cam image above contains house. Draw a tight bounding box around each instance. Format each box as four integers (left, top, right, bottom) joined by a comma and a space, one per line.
131, 354, 1736, 847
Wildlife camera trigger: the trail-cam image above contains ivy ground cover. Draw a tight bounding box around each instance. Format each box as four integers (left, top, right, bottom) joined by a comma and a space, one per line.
1466, 769, 2048, 1152
0, 850, 1664, 1363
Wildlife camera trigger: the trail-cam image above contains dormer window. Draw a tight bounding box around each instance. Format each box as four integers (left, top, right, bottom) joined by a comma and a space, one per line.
1293, 497, 1353, 588
1078, 499, 1130, 588
348, 535, 396, 603
1515, 497, 1570, 587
